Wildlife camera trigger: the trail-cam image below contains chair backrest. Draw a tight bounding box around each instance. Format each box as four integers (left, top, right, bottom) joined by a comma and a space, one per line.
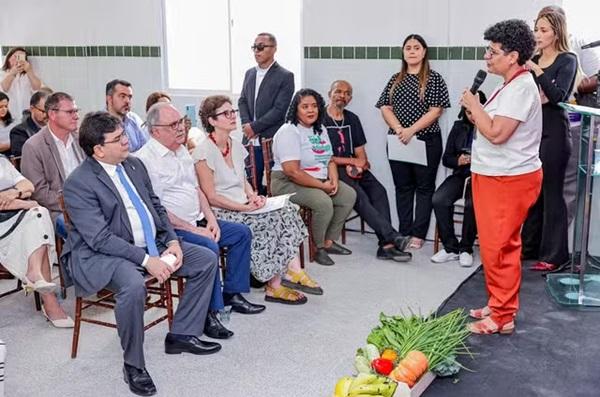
261, 138, 274, 197
244, 143, 258, 192
8, 156, 21, 172
58, 192, 72, 229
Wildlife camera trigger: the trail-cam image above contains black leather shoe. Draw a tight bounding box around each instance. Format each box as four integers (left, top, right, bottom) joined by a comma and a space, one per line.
324, 241, 352, 255
377, 246, 412, 263
393, 234, 412, 252
224, 293, 266, 314
123, 363, 157, 396
315, 248, 335, 266
165, 333, 222, 355
203, 311, 234, 339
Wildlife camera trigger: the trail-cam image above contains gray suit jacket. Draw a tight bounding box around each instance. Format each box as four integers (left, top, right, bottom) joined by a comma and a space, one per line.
61, 156, 178, 297
20, 126, 85, 222
238, 62, 294, 140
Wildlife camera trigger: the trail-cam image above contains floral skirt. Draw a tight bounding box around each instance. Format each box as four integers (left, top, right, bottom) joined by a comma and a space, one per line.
213, 201, 307, 282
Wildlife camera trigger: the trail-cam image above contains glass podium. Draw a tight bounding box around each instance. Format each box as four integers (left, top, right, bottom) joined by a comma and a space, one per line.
546, 103, 600, 308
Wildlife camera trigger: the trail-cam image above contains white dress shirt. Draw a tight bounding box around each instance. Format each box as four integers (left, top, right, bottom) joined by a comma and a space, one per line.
48, 127, 80, 177
97, 159, 157, 265
135, 138, 203, 225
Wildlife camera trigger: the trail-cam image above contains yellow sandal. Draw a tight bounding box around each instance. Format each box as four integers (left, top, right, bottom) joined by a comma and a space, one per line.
264, 285, 308, 305
282, 270, 324, 295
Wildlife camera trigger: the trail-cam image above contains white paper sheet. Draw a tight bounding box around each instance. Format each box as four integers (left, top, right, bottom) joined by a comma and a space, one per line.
241, 193, 295, 215
387, 135, 427, 166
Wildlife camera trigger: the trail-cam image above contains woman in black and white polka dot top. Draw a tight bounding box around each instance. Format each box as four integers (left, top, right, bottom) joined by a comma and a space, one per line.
376, 34, 450, 249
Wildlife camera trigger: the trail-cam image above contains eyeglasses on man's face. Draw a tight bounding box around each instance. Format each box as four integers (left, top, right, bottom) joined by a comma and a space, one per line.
251, 43, 275, 52
152, 117, 186, 131
103, 132, 128, 145
32, 106, 46, 114
213, 109, 238, 119
50, 107, 80, 116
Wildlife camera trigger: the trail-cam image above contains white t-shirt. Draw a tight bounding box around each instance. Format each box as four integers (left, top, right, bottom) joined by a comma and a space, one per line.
0, 156, 25, 191
471, 73, 542, 176
272, 123, 333, 180
0, 72, 33, 121
192, 136, 248, 205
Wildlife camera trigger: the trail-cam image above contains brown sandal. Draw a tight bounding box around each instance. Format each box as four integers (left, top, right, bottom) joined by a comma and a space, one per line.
265, 285, 307, 305
281, 270, 323, 295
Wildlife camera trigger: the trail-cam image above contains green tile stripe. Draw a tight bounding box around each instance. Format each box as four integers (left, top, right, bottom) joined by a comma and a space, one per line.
305, 46, 487, 60
1, 45, 161, 58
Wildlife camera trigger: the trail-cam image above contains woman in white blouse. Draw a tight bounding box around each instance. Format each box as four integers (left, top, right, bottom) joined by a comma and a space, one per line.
0, 155, 73, 327
0, 47, 43, 120
194, 95, 322, 305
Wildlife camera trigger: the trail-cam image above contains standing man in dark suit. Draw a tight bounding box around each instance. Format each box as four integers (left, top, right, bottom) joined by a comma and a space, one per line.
62, 111, 220, 396
238, 32, 294, 194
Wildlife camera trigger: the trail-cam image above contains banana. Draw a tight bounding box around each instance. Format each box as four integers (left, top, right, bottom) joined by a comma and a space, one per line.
349, 373, 379, 389
348, 383, 391, 396
334, 376, 354, 397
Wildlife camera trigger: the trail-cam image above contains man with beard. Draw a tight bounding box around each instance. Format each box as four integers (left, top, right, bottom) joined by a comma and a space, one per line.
10, 88, 52, 157
106, 79, 148, 152
323, 80, 411, 262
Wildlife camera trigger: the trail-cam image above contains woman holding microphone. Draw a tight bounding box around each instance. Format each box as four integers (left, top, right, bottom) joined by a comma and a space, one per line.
461, 19, 542, 334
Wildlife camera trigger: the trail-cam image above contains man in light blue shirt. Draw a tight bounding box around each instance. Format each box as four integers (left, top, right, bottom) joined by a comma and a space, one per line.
106, 79, 148, 152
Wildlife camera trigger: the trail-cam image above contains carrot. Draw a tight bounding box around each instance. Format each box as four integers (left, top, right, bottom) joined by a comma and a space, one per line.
389, 350, 429, 388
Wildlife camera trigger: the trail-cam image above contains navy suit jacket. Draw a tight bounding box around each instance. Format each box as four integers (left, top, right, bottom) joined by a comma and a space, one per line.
238, 62, 294, 141
61, 156, 177, 297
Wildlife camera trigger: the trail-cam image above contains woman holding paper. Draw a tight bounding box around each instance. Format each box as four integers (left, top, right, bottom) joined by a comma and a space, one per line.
376, 34, 450, 249
460, 19, 542, 334
270, 89, 357, 267
194, 95, 322, 304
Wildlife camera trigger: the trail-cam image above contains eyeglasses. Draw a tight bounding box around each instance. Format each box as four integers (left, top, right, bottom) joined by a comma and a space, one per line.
152, 117, 186, 131
50, 108, 80, 116
485, 46, 506, 57
103, 132, 128, 144
32, 106, 46, 114
251, 44, 275, 52
213, 109, 238, 119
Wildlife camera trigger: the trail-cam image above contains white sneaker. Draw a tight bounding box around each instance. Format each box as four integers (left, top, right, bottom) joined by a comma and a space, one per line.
431, 249, 459, 263
459, 252, 474, 267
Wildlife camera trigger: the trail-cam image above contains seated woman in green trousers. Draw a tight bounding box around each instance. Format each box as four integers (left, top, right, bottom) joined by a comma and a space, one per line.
271, 88, 356, 266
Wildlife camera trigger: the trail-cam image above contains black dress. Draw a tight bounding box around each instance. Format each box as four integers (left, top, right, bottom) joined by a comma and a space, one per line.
522, 52, 578, 265
375, 70, 450, 238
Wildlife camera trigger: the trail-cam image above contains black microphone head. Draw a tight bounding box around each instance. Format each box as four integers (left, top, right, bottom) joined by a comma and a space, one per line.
470, 70, 487, 93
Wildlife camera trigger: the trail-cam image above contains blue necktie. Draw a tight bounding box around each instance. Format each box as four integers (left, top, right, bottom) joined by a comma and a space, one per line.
116, 165, 159, 256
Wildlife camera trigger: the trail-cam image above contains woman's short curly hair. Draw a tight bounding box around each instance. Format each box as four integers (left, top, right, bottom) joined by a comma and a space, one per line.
199, 95, 231, 133
285, 88, 326, 134
483, 19, 535, 65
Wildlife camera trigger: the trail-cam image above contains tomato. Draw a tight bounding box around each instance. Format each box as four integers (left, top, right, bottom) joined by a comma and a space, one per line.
371, 358, 395, 376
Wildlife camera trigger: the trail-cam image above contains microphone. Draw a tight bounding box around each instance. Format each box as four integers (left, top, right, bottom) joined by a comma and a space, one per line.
459, 69, 487, 117
581, 40, 600, 49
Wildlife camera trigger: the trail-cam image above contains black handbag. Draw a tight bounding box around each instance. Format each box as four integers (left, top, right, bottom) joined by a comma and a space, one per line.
0, 209, 27, 239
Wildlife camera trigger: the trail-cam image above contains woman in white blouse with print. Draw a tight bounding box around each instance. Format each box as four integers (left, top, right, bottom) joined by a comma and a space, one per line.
1, 47, 43, 120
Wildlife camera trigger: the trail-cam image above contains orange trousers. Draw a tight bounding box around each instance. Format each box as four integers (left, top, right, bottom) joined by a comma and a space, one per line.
472, 169, 542, 325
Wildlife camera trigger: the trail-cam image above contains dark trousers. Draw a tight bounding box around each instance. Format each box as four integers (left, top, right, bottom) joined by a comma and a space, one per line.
432, 174, 476, 253
389, 134, 442, 239
107, 241, 217, 369
338, 168, 398, 245
522, 109, 571, 265
246, 145, 267, 195
175, 220, 252, 311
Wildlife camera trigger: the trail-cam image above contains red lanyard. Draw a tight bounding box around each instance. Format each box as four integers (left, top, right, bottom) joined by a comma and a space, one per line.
484, 68, 529, 108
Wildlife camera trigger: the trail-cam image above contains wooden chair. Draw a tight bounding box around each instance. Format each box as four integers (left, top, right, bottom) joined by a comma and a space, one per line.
341, 212, 367, 244
261, 138, 315, 265
58, 193, 175, 359
433, 176, 475, 253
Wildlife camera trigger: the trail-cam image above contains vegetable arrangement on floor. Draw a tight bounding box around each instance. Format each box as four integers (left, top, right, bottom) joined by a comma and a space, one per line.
332, 309, 472, 397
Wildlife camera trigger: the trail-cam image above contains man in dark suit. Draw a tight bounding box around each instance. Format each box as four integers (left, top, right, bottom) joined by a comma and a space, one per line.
62, 111, 220, 396
238, 32, 294, 194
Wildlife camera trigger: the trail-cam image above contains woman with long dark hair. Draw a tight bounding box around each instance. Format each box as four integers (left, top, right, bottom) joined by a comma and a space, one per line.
270, 88, 356, 266
376, 34, 450, 249
0, 47, 43, 119
521, 10, 578, 271
0, 92, 17, 154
